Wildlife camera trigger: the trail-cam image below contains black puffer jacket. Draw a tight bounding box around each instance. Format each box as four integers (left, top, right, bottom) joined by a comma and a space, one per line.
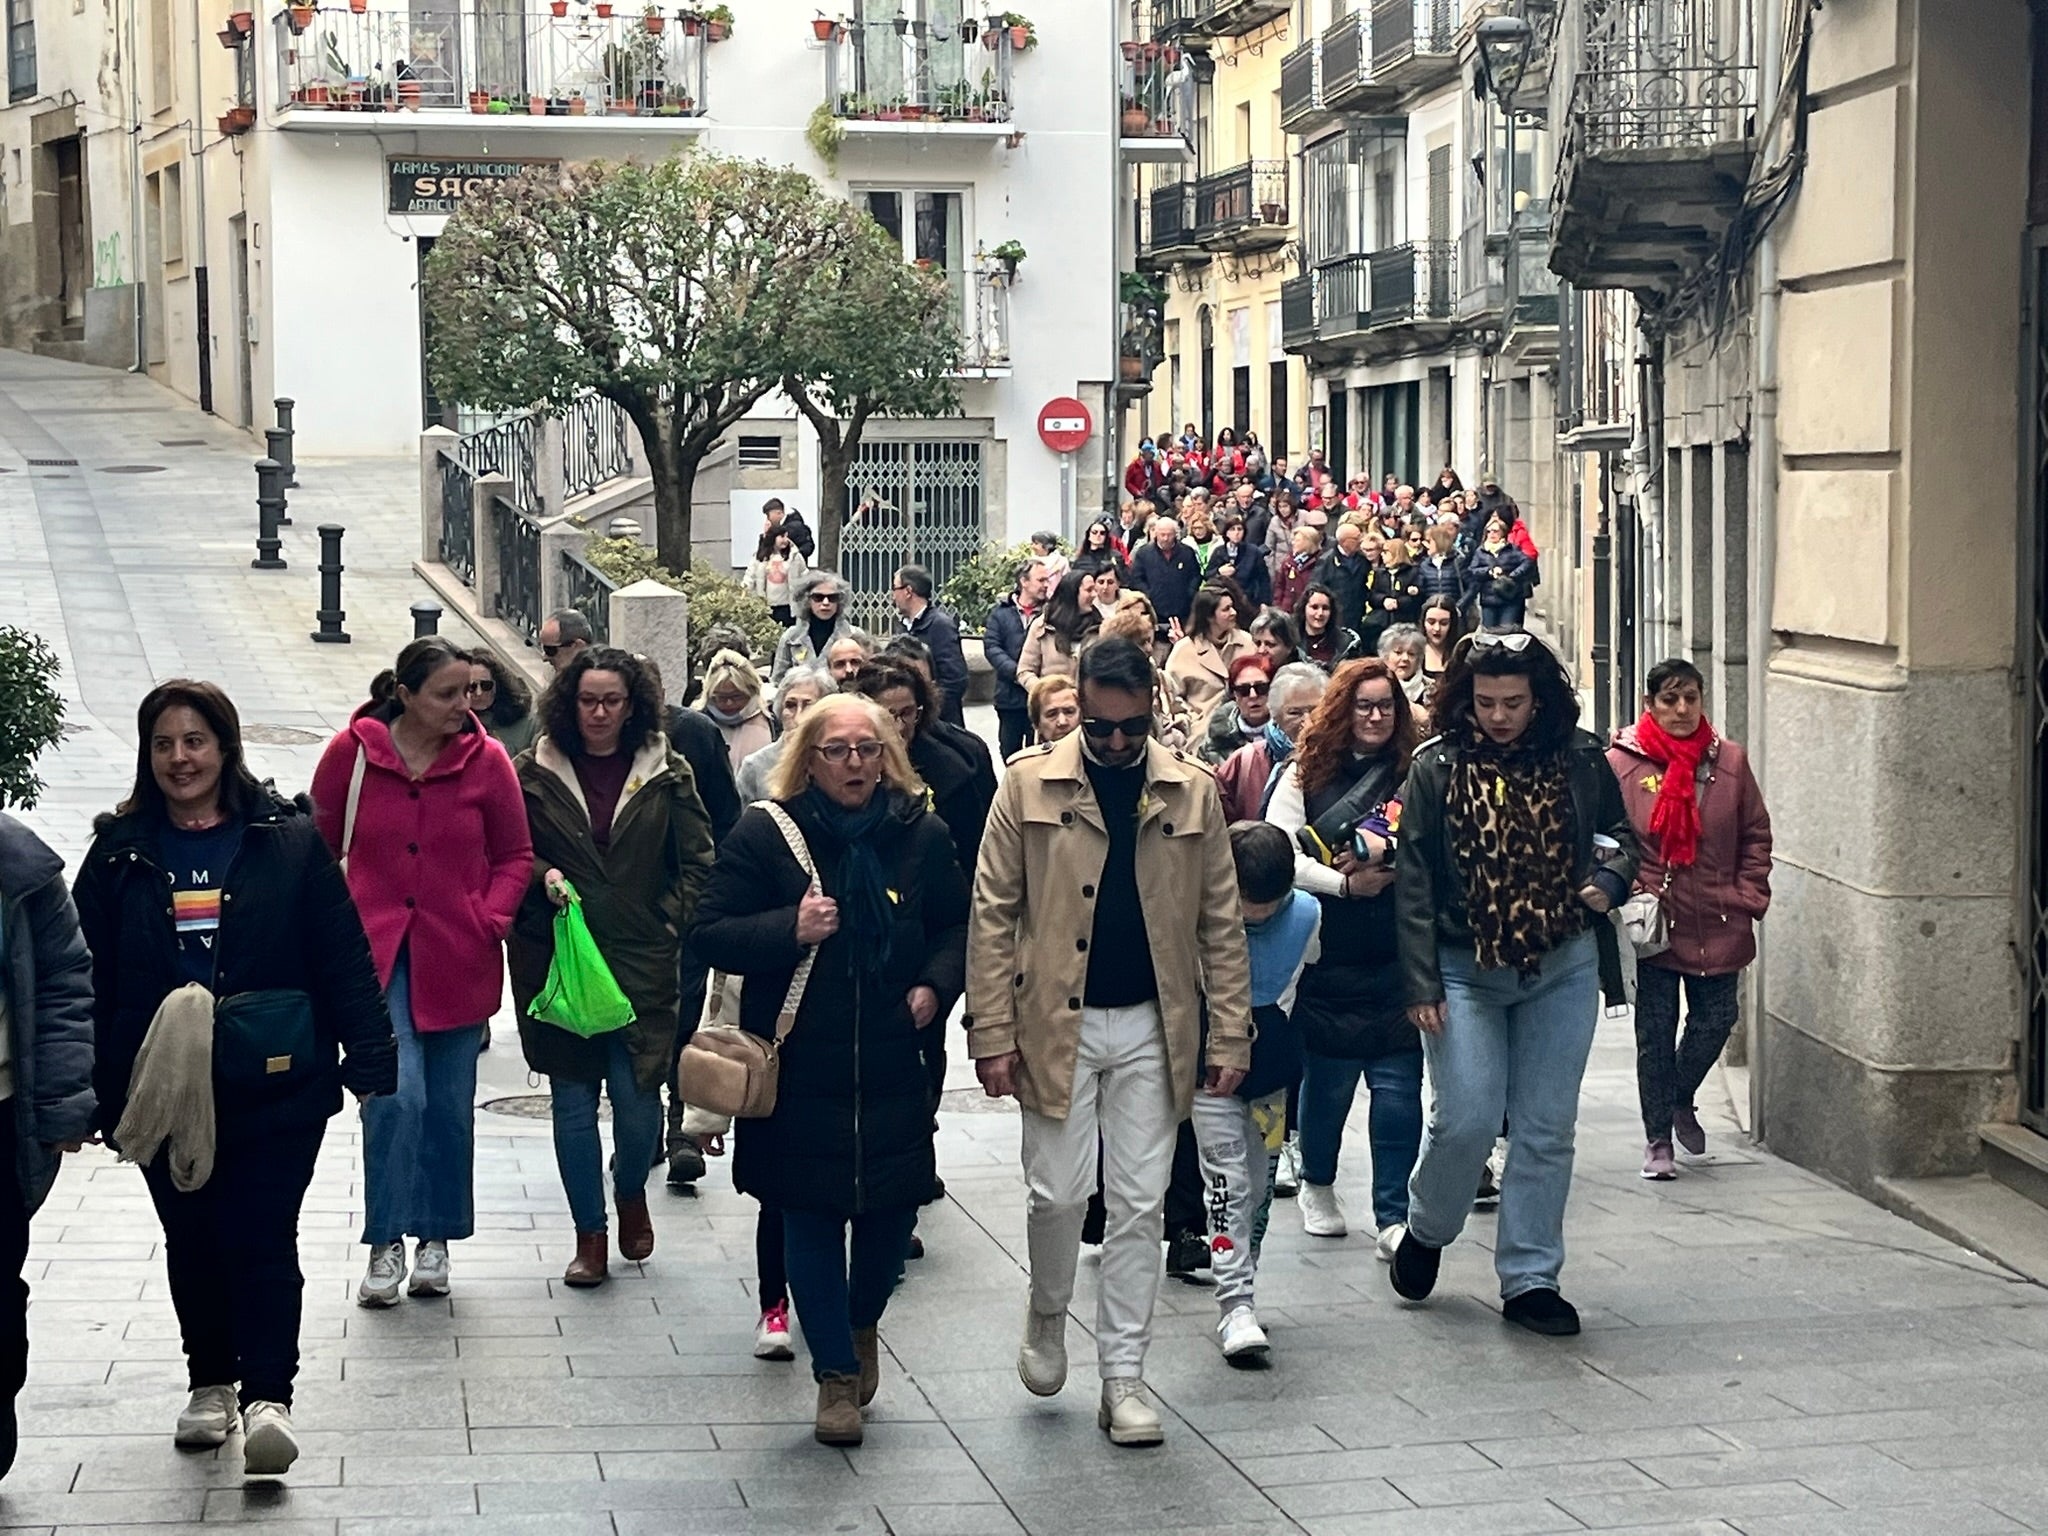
693, 792, 969, 1217
912, 725, 994, 878
72, 792, 396, 1143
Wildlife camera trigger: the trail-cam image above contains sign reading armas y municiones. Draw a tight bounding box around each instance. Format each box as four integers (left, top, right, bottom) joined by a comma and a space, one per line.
387, 157, 560, 216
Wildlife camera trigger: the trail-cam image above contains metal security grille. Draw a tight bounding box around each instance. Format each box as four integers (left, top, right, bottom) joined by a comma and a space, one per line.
839, 439, 985, 636
2022, 233, 2048, 1134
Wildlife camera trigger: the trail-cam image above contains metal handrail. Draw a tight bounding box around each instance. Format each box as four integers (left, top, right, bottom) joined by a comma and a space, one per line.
493, 495, 544, 642
559, 547, 616, 644
563, 393, 633, 500
438, 451, 476, 587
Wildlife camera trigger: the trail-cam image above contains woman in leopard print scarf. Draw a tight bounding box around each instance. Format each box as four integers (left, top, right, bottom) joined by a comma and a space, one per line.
1384, 630, 1637, 1341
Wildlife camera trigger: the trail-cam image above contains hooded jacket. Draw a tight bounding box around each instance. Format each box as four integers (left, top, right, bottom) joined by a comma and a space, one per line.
0, 815, 96, 1211
311, 708, 531, 1032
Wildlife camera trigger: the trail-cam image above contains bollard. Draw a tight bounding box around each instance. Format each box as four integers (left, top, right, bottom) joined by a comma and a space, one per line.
252, 457, 287, 570
411, 599, 442, 638
273, 397, 298, 487
265, 429, 294, 524
310, 524, 352, 643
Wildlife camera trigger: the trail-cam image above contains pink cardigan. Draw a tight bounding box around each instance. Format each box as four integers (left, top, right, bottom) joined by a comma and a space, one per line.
311, 707, 533, 1032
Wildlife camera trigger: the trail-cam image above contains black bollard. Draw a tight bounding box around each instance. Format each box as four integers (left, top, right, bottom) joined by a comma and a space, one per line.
273, 397, 298, 488
252, 457, 287, 570
411, 599, 442, 638
265, 429, 294, 524
310, 524, 352, 644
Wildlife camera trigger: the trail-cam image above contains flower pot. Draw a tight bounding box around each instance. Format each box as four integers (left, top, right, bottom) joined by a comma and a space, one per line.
811, 15, 833, 39
469, 90, 489, 112
398, 79, 421, 107
639, 84, 662, 108
529, 95, 546, 114
1153, 117, 1171, 135
550, 0, 567, 14
892, 15, 907, 33
349, 0, 366, 11
643, 12, 664, 32
611, 97, 635, 114
879, 108, 903, 121
547, 97, 569, 114
1008, 24, 1027, 47
287, 4, 315, 31
682, 16, 701, 34
1121, 106, 1149, 134
230, 8, 253, 30
707, 19, 726, 39
982, 28, 998, 48
1260, 202, 1283, 224
218, 25, 241, 47
1120, 355, 1145, 382
305, 80, 329, 103
1121, 40, 1139, 60
567, 96, 586, 114
596, 1, 612, 12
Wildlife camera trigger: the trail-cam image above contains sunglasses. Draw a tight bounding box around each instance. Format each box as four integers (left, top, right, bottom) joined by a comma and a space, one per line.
1080, 714, 1152, 740
465, 680, 495, 696
541, 643, 564, 659
1469, 630, 1535, 653
1232, 681, 1270, 698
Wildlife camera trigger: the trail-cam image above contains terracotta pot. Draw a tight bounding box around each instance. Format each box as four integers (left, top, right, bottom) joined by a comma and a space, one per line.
349, 0, 366, 12
397, 79, 421, 106
643, 13, 664, 31
550, 0, 567, 13
217, 25, 241, 48
567, 96, 586, 114
1121, 40, 1139, 60
682, 15, 701, 35
811, 15, 833, 40
288, 4, 315, 31
469, 90, 489, 113
707, 19, 726, 39
1008, 24, 1027, 47
305, 81, 329, 103
611, 97, 636, 114
230, 9, 253, 30
1122, 107, 1149, 134
529, 95, 546, 114
1120, 355, 1145, 382
595, 2, 611, 13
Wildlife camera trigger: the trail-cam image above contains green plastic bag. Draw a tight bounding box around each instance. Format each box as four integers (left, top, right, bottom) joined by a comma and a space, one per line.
527, 880, 637, 1037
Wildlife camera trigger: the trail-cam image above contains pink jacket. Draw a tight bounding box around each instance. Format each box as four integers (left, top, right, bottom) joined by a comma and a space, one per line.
1606, 728, 1772, 977
311, 707, 533, 1031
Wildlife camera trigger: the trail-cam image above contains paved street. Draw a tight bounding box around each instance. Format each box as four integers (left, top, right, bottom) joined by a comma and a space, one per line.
4, 351, 2048, 1536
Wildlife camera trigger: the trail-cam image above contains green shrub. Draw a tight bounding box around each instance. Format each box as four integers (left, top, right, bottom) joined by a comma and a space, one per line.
0, 627, 66, 810
581, 536, 783, 664
941, 539, 1047, 635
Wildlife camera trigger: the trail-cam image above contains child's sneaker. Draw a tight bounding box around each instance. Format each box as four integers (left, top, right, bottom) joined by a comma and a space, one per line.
1216, 1304, 1270, 1362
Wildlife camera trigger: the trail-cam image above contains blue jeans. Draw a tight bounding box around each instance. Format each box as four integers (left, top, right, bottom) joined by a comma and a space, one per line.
783, 1205, 918, 1381
549, 1032, 663, 1235
1297, 1047, 1424, 1230
1407, 927, 1600, 1300
361, 950, 485, 1246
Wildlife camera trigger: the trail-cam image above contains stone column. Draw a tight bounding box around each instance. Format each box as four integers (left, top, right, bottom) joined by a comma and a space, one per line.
420, 427, 457, 562
608, 578, 691, 705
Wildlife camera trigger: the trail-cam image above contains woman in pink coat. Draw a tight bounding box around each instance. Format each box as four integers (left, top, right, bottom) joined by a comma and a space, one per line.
1607, 657, 1772, 1182
312, 637, 532, 1306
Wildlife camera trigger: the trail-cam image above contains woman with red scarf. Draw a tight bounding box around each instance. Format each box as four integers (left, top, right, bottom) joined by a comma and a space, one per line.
1607, 659, 1773, 1181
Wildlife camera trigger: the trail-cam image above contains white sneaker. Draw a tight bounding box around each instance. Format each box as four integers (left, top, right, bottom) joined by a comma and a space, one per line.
1299, 1181, 1348, 1237
356, 1240, 406, 1307
753, 1301, 795, 1361
174, 1384, 239, 1448
1097, 1377, 1164, 1446
1272, 1138, 1301, 1198
1017, 1308, 1068, 1397
1376, 1223, 1404, 1264
408, 1239, 450, 1297
1217, 1305, 1270, 1361
240, 1401, 300, 1477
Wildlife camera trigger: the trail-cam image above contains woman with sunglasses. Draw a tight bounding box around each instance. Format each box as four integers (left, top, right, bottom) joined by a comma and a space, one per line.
694, 695, 968, 1446
772, 570, 866, 682
1198, 653, 1275, 766
1266, 659, 1424, 1255
463, 649, 537, 758
1386, 630, 1636, 1337
312, 638, 532, 1309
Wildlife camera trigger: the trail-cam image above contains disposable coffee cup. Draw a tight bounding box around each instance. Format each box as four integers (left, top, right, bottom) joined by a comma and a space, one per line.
1591, 833, 1621, 865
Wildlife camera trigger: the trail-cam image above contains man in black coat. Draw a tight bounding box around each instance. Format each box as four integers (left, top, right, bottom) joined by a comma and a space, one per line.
890, 564, 969, 727
762, 497, 816, 560
982, 557, 1050, 761
1129, 517, 1203, 636
0, 814, 96, 1479
1315, 521, 1374, 633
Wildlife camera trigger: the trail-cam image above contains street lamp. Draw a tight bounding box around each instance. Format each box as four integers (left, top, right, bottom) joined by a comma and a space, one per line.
1473, 15, 1534, 112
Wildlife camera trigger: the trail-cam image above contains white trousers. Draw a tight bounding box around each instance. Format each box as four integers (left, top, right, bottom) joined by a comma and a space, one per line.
1019, 1001, 1176, 1380
1189, 1090, 1280, 1310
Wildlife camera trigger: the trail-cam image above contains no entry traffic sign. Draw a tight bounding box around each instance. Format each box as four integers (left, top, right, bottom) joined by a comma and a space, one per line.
1037, 397, 1093, 454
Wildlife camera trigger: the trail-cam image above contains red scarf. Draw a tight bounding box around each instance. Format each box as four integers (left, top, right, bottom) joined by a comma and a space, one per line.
1632, 712, 1713, 867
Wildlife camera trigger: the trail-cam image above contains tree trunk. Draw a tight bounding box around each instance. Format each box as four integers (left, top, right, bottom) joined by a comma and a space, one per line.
815, 421, 849, 570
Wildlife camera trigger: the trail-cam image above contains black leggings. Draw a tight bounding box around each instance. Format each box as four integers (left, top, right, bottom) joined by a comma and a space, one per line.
756, 1204, 787, 1309
1634, 966, 1740, 1140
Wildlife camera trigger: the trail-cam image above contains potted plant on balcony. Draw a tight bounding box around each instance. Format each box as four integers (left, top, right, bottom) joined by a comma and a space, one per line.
891, 9, 908, 34
229, 8, 254, 32
395, 59, 421, 108
469, 88, 489, 112
704, 2, 731, 39
348, 0, 366, 13
811, 11, 835, 40
218, 22, 242, 47
550, 0, 568, 15
990, 239, 1025, 279
678, 7, 704, 36
287, 2, 315, 32
528, 93, 547, 114
878, 94, 905, 122
1260, 198, 1284, 225
219, 104, 257, 135
1121, 95, 1149, 135
641, 4, 664, 33
995, 11, 1034, 50
1118, 331, 1148, 383
596, 1, 612, 14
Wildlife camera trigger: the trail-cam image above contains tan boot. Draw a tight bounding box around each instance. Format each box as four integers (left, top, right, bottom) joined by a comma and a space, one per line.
852, 1328, 879, 1407
617, 1196, 654, 1262
814, 1373, 863, 1446
563, 1231, 609, 1288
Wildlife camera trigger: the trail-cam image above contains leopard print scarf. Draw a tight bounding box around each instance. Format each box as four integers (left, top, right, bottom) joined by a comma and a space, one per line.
1444, 733, 1585, 976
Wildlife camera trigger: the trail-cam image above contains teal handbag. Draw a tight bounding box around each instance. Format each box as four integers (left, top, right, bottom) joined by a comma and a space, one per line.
213, 988, 319, 1090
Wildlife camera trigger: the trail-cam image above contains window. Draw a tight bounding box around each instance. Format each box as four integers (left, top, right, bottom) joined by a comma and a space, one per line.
737, 435, 784, 471
149, 0, 170, 110
5, 0, 32, 101
862, 187, 969, 333
155, 163, 184, 265
1304, 120, 1405, 263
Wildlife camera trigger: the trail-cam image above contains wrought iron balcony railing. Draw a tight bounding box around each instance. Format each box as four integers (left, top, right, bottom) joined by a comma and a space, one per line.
827, 20, 1018, 121
1151, 0, 1204, 44
1313, 240, 1457, 337
1199, 0, 1291, 41
1193, 159, 1290, 243
1371, 0, 1460, 74
1321, 10, 1375, 105
1567, 0, 1756, 154
1504, 205, 1560, 329
1280, 272, 1318, 350
1145, 178, 1204, 258
274, 4, 711, 116
1278, 38, 1320, 132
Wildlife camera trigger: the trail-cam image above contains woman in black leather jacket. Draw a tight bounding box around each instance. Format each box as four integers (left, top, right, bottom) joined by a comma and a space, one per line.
1384, 633, 1636, 1339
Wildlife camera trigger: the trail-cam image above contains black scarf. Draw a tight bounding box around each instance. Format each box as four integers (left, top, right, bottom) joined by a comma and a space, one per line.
805, 613, 838, 659
802, 787, 896, 977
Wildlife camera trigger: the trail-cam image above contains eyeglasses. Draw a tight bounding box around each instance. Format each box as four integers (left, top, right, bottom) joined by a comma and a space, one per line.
1232, 681, 1270, 698
1353, 696, 1398, 718
814, 740, 885, 764
577, 693, 629, 713
1469, 630, 1535, 653
811, 592, 841, 604
465, 680, 496, 696
541, 643, 564, 659
1081, 714, 1152, 740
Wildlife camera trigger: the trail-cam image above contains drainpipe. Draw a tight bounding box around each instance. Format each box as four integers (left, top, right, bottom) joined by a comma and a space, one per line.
187, 0, 213, 413
1746, 0, 1785, 1144
125, 0, 145, 372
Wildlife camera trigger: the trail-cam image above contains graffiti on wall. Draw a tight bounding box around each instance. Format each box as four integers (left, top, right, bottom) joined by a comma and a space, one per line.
93, 232, 124, 289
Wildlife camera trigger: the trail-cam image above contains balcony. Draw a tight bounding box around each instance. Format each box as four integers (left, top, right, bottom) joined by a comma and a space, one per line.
1320, 11, 1394, 111
1456, 218, 1505, 325
1549, 0, 1758, 292
1142, 179, 1209, 268
1199, 0, 1291, 41
1280, 271, 1318, 351
1194, 159, 1290, 252
1151, 0, 1205, 45
272, 5, 713, 127
949, 264, 1013, 378
1278, 40, 1323, 135
1501, 215, 1561, 366
1308, 241, 1458, 361
1118, 297, 1166, 399
1369, 0, 1461, 97
1120, 40, 1196, 164
824, 20, 1019, 141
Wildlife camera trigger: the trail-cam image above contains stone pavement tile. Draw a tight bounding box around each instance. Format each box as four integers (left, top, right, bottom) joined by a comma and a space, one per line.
1871, 1425, 2048, 1471
611, 1511, 885, 1536
65, 1452, 343, 1492
1263, 1477, 1413, 1520
708, 1420, 958, 1451
199, 1483, 480, 1523
1630, 1442, 1914, 1488
1319, 1408, 1579, 1451
1387, 1459, 1663, 1508
595, 1447, 844, 1480
0, 1490, 206, 1525
736, 1471, 1005, 1507
1733, 1506, 2031, 1536
1466, 1426, 1737, 1468
1203, 1423, 1347, 1458
872, 1506, 1028, 1536
467, 1424, 717, 1454
473, 1478, 746, 1516
1232, 1442, 1494, 1487
47, 1525, 339, 1536
1291, 1496, 1585, 1536
1551, 1479, 1838, 1527
336, 1453, 600, 1486
335, 1518, 617, 1536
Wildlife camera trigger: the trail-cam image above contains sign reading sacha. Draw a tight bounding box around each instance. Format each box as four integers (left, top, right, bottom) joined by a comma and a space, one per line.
387, 157, 559, 216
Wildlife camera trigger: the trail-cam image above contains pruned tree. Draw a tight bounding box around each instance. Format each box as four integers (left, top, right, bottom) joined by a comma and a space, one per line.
422, 153, 864, 570
780, 222, 965, 568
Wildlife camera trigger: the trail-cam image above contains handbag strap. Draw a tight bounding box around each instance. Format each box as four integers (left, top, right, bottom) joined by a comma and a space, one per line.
338, 744, 367, 872
704, 803, 824, 1048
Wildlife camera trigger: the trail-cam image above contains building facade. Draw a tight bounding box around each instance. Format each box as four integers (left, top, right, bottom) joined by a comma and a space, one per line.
2, 1, 1129, 570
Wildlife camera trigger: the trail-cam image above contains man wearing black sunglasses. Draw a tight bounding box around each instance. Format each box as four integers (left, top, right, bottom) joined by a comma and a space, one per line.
967, 637, 1252, 1448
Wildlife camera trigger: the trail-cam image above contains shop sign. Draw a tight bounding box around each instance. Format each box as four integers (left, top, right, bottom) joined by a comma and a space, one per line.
387, 157, 559, 216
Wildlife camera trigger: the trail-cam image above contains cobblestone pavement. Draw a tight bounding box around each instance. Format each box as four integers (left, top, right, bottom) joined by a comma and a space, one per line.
4, 353, 2048, 1536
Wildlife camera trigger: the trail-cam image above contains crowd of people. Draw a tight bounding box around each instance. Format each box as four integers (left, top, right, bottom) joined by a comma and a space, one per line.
0, 472, 1773, 1476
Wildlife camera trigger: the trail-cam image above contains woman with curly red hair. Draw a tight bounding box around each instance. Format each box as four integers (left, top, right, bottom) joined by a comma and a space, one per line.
1263, 659, 1423, 1255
